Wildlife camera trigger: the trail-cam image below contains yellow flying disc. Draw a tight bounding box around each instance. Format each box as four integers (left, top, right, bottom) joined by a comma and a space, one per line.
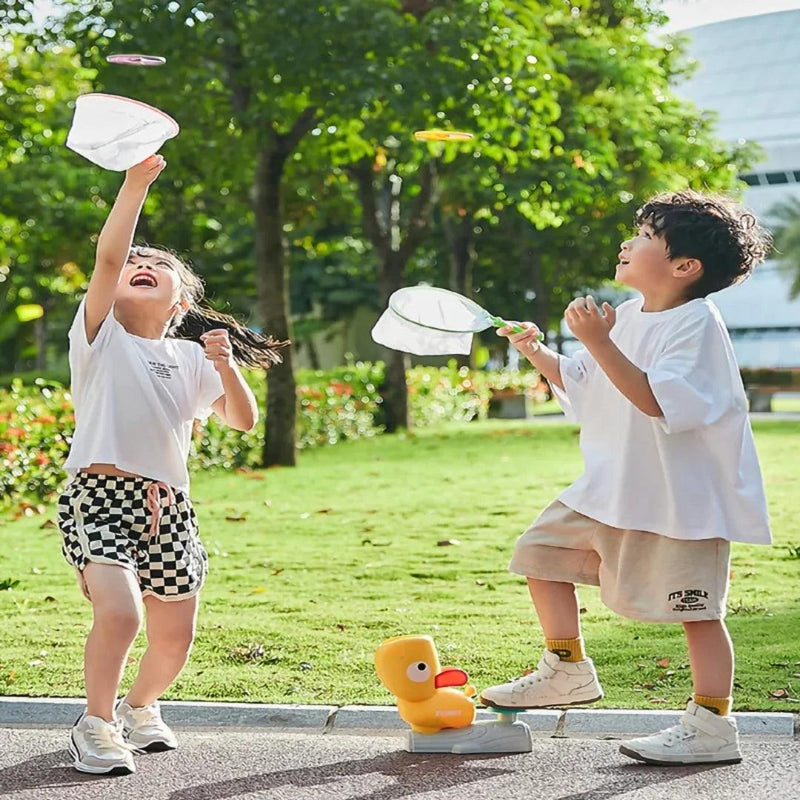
413, 130, 474, 142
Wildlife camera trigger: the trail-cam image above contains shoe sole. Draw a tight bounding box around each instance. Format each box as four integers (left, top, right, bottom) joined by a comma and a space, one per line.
68, 737, 135, 775
136, 740, 177, 753
480, 693, 603, 710
618, 745, 742, 766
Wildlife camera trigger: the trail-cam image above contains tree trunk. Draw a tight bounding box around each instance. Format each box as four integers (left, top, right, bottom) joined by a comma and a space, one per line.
351, 159, 438, 432
526, 249, 551, 341
379, 250, 410, 431
254, 141, 297, 466
35, 314, 47, 371
444, 211, 475, 369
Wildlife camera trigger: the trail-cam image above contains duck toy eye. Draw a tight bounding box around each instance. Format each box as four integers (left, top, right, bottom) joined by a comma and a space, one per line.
406, 661, 431, 682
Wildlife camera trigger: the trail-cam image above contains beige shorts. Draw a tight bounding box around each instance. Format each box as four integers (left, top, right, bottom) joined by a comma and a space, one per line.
509, 501, 730, 623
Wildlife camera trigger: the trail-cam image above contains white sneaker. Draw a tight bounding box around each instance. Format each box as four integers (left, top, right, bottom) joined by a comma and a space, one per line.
480, 650, 603, 708
619, 701, 742, 765
69, 714, 138, 774
117, 700, 178, 752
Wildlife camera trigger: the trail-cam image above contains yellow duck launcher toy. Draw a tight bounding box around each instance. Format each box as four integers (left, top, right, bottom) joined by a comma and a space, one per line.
374, 635, 532, 754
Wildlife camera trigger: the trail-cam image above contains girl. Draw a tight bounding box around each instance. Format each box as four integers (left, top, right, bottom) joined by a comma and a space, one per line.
58, 155, 285, 774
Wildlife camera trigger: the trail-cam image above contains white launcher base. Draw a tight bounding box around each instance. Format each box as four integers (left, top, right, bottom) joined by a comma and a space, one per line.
405, 714, 532, 754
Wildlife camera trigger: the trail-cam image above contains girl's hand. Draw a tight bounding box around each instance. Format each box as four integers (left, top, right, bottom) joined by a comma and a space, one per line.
564, 296, 616, 348
496, 321, 543, 356
125, 154, 166, 189
200, 329, 235, 372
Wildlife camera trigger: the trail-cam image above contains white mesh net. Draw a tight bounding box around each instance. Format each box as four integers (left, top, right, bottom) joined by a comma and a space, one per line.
371, 287, 492, 356
66, 93, 179, 171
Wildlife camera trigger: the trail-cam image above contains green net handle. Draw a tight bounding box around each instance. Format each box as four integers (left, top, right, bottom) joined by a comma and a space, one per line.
488, 315, 545, 340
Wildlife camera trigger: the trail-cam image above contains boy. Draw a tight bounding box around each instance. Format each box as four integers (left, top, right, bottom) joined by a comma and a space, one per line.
481, 190, 772, 765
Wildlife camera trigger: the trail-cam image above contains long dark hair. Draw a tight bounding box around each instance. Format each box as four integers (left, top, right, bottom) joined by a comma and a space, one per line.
130, 245, 289, 368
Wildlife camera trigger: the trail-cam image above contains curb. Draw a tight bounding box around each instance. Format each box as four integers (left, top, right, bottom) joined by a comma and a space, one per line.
0, 697, 795, 738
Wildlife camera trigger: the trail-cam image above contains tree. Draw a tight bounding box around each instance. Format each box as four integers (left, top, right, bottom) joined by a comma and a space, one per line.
0, 34, 108, 374
433, 0, 760, 345
54, 0, 409, 464
342, 0, 561, 428
769, 196, 800, 299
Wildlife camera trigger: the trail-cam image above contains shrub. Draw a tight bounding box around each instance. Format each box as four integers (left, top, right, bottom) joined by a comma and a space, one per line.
1, 363, 546, 505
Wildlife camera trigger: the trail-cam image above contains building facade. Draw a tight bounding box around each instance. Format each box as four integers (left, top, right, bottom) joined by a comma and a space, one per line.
678, 9, 800, 368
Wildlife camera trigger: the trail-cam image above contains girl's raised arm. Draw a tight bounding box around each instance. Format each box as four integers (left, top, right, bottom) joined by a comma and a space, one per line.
83, 155, 166, 343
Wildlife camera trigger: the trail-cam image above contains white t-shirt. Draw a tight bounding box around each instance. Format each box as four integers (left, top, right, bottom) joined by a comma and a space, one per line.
552, 296, 771, 545
63, 300, 225, 492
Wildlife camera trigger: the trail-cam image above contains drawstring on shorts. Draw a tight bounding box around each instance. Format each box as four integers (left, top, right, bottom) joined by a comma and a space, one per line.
145, 481, 175, 539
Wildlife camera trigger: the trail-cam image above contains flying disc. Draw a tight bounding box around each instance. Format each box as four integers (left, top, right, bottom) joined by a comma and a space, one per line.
413, 130, 473, 142
107, 54, 166, 66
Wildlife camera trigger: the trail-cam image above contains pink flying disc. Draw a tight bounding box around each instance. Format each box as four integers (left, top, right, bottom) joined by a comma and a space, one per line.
106, 54, 166, 66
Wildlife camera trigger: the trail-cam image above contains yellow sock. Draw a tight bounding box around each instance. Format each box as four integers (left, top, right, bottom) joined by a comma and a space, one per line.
693, 695, 732, 716
546, 637, 586, 662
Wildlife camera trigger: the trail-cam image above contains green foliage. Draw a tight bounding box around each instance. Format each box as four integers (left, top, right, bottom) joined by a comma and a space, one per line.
0, 364, 547, 504
0, 36, 109, 372
0, 420, 798, 709
0, 379, 74, 503
768, 196, 800, 299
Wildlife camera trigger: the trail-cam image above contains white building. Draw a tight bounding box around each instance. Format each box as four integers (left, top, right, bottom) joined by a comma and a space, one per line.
678, 9, 800, 367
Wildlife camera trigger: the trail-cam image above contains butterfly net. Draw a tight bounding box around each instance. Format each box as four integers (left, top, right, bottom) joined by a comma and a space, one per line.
371, 287, 491, 356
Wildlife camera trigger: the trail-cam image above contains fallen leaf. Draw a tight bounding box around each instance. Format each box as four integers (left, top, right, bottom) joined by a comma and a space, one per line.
271, 569, 284, 576
299, 661, 313, 671
315, 508, 332, 514
648, 697, 668, 704
263, 500, 272, 507
299, 513, 310, 519
656, 658, 670, 668
579, 607, 588, 614
770, 688, 790, 699
336, 623, 347, 631
225, 514, 247, 522
39, 520, 56, 530
43, 596, 56, 603
437, 539, 461, 547
252, 587, 267, 594
28, 660, 44, 667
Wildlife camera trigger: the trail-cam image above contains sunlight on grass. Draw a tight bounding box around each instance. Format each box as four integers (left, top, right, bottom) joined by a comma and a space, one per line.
0, 420, 798, 711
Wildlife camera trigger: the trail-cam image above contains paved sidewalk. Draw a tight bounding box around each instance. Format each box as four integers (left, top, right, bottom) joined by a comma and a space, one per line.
1, 696, 796, 738
2, 726, 800, 800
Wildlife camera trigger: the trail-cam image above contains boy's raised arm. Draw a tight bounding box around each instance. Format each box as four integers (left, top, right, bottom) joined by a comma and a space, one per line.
83, 155, 165, 343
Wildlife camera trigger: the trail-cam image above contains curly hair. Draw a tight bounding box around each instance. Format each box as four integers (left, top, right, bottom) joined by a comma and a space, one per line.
129, 245, 288, 368
634, 190, 773, 298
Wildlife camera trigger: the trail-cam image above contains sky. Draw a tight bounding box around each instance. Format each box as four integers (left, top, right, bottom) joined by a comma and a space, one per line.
660, 0, 800, 32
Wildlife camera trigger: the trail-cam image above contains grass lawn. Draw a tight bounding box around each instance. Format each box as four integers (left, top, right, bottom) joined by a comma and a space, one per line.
1, 420, 798, 712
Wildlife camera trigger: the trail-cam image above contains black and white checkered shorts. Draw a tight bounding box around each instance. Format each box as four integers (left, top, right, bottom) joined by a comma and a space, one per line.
58, 473, 207, 600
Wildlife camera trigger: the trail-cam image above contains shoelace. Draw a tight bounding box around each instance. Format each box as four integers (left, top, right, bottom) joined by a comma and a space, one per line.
510, 658, 556, 688
88, 720, 139, 753
661, 722, 696, 746
127, 703, 164, 729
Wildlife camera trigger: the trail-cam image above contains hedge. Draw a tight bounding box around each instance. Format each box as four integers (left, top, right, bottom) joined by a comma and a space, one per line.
1, 364, 547, 506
